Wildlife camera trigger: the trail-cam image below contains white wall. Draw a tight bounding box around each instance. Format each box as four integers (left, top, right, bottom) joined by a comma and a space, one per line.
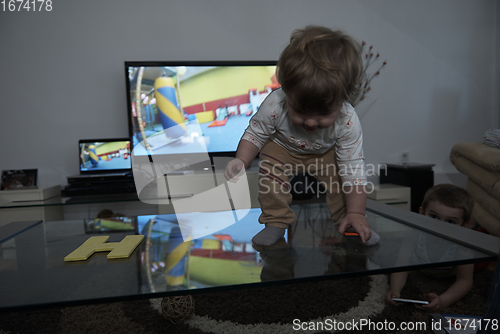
0, 0, 498, 188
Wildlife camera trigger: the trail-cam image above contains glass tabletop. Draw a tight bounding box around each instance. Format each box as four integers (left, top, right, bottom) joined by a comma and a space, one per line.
0, 201, 497, 311
0, 194, 141, 209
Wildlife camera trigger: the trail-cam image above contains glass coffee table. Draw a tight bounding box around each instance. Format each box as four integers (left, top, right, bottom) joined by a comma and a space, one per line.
0, 199, 498, 312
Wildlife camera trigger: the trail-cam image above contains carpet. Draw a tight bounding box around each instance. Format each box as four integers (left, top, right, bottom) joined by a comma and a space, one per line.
0, 267, 494, 334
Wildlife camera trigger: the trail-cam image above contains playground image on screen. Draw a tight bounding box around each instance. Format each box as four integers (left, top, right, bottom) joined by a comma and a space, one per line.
136, 208, 273, 290
80, 141, 132, 172
127, 64, 280, 157
85, 216, 136, 234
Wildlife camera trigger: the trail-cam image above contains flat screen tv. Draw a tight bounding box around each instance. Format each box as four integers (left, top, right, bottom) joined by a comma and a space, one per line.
124, 61, 279, 173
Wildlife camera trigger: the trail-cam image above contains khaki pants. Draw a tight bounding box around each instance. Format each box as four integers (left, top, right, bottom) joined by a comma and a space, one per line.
257, 141, 346, 228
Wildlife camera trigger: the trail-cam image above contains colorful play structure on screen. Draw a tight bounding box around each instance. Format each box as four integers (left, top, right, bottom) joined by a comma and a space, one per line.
128, 65, 280, 155
138, 214, 262, 291
80, 141, 131, 171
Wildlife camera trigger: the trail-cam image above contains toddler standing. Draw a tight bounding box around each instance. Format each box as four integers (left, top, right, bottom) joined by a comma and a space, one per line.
225, 26, 377, 246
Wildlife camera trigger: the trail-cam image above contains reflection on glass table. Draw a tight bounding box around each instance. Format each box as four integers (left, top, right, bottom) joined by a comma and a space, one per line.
0, 194, 141, 209
0, 202, 497, 311
138, 204, 496, 295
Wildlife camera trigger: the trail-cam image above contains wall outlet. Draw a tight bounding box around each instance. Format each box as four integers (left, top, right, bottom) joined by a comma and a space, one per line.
400, 152, 410, 163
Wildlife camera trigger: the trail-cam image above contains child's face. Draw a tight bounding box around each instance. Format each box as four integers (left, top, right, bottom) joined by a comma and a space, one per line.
286, 98, 341, 134
419, 201, 465, 226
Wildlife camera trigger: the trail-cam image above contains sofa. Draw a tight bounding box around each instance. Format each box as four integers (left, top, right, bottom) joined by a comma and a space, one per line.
450, 142, 500, 237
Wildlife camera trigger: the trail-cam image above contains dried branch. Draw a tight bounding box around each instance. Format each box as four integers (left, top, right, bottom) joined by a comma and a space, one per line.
352, 41, 386, 107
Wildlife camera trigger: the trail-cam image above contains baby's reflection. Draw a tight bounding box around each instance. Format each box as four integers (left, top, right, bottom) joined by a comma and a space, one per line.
254, 238, 297, 281
254, 229, 380, 282
326, 236, 380, 274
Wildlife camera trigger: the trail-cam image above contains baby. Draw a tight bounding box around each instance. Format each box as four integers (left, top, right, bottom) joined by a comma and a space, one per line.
385, 184, 475, 312
225, 26, 377, 247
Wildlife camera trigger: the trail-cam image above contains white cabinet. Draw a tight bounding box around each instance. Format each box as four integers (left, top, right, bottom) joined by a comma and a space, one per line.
366, 183, 411, 211
0, 186, 64, 227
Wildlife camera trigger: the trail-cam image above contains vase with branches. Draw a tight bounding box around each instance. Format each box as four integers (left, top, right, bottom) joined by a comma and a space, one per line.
352, 41, 386, 108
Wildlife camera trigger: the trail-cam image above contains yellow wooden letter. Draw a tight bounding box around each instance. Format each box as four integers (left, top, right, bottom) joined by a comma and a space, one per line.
64, 235, 144, 262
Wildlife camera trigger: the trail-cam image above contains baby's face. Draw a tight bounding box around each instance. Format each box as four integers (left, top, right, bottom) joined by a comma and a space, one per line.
419, 201, 465, 226
286, 98, 341, 134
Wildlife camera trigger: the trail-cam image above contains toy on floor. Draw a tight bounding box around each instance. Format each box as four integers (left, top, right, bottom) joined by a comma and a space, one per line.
161, 295, 195, 323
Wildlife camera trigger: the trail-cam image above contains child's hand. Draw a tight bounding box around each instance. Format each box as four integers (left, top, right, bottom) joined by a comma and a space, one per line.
224, 158, 245, 182
385, 291, 401, 305
338, 213, 371, 243
416, 293, 441, 312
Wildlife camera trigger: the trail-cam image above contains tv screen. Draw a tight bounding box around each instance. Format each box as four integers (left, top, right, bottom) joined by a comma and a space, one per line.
125, 61, 279, 165
79, 138, 132, 174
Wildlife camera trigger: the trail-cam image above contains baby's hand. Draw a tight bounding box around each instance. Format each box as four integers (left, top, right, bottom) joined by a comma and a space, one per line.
338, 213, 371, 243
385, 291, 400, 305
224, 158, 245, 182
416, 293, 441, 312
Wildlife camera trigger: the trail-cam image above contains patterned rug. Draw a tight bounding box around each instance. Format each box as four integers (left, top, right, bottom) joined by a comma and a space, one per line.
0, 267, 494, 334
